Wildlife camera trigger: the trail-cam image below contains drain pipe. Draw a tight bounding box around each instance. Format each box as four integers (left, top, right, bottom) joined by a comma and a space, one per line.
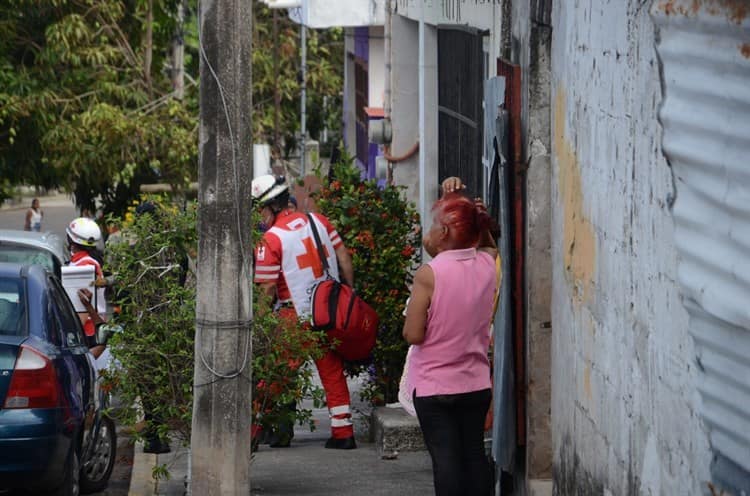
418, 8, 426, 235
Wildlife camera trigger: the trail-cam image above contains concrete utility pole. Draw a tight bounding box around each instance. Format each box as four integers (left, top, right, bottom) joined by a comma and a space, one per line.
191, 0, 253, 493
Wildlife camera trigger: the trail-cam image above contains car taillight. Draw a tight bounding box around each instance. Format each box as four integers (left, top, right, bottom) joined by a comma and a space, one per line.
4, 345, 60, 409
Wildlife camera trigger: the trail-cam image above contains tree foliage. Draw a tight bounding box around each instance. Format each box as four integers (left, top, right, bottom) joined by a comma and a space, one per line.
252, 4, 343, 158
316, 159, 422, 404
0, 0, 198, 213
105, 197, 198, 443
0, 1, 343, 211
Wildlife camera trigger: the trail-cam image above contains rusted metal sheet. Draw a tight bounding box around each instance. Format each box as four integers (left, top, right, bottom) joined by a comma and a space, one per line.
652, 2, 750, 492
497, 58, 525, 447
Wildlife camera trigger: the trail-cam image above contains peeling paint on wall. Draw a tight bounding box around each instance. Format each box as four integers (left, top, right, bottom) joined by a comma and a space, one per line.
554, 87, 596, 304
551, 1, 712, 494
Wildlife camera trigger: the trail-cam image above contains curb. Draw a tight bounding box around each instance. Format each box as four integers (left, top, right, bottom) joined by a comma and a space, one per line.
128, 441, 157, 496
371, 405, 426, 455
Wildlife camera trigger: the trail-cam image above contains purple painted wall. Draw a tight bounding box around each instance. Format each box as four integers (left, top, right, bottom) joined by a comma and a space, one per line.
354, 27, 369, 62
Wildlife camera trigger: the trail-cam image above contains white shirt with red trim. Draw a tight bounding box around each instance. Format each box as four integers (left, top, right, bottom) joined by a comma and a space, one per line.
69, 250, 107, 317
254, 211, 342, 317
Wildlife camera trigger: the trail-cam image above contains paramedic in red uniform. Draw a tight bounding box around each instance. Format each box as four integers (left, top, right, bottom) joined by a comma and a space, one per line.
252, 174, 357, 450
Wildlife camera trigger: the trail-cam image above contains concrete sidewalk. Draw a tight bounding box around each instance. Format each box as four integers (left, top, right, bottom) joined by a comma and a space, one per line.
128, 378, 435, 496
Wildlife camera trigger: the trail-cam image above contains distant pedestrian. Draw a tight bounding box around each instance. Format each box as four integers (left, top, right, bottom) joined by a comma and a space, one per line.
288, 196, 298, 212
403, 176, 498, 496
24, 198, 43, 232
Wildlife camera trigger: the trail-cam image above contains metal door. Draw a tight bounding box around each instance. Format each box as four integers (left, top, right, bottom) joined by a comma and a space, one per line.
437, 26, 484, 194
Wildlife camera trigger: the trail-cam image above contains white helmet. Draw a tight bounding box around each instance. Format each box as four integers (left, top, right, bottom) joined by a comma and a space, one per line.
251, 174, 288, 205
66, 217, 102, 247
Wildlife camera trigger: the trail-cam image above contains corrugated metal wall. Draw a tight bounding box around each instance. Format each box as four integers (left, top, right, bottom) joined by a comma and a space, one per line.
652, 2, 750, 493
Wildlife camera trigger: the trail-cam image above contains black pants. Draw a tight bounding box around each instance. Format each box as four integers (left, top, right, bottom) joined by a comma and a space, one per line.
414, 388, 492, 496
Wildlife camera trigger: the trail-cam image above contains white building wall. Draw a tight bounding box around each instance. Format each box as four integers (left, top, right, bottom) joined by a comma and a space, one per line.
289, 0, 384, 28
368, 26, 386, 109
550, 2, 712, 494
343, 28, 357, 160
391, 15, 420, 202
396, 0, 501, 32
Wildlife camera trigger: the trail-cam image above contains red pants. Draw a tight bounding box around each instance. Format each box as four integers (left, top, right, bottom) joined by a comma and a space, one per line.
279, 308, 353, 439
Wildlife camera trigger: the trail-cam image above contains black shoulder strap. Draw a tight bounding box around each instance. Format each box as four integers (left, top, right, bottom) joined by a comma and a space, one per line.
306, 213, 330, 273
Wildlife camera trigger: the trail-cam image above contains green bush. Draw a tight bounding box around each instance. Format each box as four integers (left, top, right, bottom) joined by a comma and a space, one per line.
105, 198, 324, 448
316, 159, 421, 405
105, 199, 197, 443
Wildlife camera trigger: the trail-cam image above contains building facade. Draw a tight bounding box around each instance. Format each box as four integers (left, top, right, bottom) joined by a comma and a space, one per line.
286, 1, 750, 494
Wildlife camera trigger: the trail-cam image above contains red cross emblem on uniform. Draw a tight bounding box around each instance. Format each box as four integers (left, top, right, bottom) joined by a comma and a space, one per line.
296, 237, 328, 278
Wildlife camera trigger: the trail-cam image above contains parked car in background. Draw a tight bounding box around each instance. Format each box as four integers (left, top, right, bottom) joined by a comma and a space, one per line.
0, 230, 67, 279
0, 263, 115, 495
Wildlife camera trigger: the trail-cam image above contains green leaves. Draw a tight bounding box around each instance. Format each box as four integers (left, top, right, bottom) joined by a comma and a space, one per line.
105, 201, 328, 446
105, 198, 198, 444
252, 4, 343, 156
0, 0, 197, 214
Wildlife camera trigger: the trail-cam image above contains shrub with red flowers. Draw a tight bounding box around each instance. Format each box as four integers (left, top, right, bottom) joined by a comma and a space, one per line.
315, 159, 421, 405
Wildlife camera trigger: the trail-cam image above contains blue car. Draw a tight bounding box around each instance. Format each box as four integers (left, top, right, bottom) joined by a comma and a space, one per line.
0, 263, 115, 496
0, 229, 68, 279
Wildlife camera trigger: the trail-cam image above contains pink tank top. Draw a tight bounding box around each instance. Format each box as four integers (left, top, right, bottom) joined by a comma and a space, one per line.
409, 248, 495, 397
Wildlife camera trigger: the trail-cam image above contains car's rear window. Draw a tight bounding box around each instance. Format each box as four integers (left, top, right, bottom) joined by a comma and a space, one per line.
0, 246, 56, 274
0, 278, 26, 337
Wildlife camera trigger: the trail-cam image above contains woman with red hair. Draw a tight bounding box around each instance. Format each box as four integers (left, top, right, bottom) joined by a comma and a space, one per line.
403, 177, 498, 496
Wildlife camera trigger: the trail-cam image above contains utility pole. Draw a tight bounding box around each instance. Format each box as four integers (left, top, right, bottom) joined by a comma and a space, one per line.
191, 0, 253, 493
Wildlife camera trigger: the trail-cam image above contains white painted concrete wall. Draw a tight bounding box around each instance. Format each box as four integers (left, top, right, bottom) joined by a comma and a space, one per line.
343, 29, 357, 160
396, 0, 501, 32
395, 0, 504, 72
511, 0, 553, 482
391, 15, 420, 203
289, 0, 384, 28
550, 2, 712, 494
390, 15, 438, 236
368, 27, 385, 109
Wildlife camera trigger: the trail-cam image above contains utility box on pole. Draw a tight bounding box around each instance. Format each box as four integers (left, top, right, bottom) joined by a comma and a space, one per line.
191, 0, 253, 493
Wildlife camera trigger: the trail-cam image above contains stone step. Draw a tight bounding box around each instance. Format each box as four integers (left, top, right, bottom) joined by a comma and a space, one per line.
528, 479, 553, 496
370, 406, 425, 455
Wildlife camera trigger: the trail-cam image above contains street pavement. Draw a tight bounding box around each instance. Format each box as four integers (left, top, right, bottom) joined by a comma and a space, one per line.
0, 191, 77, 238
132, 375, 435, 496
